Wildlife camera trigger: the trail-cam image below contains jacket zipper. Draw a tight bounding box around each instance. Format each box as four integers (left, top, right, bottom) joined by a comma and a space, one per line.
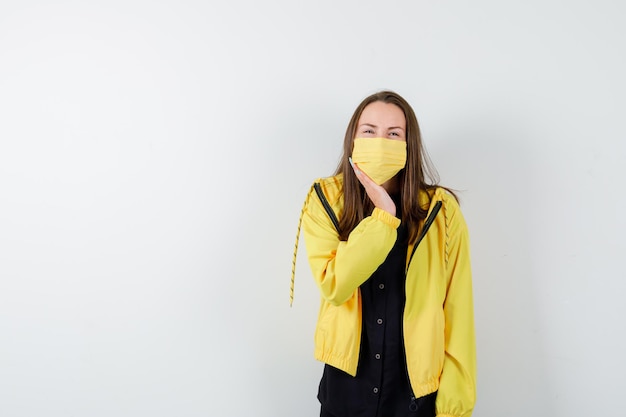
406, 200, 442, 271
313, 182, 341, 233
405, 200, 442, 409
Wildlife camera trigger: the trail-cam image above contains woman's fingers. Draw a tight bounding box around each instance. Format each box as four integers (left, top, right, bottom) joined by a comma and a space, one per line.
349, 158, 396, 216
350, 158, 377, 191
350, 158, 375, 189
348, 157, 361, 176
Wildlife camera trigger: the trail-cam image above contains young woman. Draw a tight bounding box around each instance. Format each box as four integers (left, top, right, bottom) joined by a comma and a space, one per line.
291, 91, 476, 417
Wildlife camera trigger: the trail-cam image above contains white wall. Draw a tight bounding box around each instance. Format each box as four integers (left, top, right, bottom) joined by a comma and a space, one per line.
1, 1, 624, 416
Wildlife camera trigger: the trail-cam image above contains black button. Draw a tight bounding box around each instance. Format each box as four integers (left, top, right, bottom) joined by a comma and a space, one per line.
373, 387, 379, 394
379, 283, 385, 290
375, 353, 381, 360
377, 318, 383, 325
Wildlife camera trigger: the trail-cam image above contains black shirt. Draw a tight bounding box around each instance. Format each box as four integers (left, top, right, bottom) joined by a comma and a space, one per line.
318, 202, 436, 417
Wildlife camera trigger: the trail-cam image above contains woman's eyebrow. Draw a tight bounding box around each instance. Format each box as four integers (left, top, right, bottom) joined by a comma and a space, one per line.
358, 123, 405, 130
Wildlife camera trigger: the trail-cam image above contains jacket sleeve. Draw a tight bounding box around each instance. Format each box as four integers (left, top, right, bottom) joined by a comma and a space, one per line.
435, 195, 477, 417
301, 184, 400, 306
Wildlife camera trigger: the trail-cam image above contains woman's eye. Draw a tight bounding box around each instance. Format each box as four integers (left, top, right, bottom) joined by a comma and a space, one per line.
363, 129, 374, 134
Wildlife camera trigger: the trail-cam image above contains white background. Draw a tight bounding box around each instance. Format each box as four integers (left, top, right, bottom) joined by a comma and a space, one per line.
1, 1, 625, 416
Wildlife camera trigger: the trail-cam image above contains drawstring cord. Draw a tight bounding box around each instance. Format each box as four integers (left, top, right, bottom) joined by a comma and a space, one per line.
290, 190, 310, 307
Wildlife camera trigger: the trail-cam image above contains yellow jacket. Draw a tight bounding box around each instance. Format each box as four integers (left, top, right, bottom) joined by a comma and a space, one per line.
297, 174, 476, 417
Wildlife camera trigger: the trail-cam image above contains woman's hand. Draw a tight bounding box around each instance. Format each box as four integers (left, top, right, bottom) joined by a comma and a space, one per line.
349, 157, 396, 217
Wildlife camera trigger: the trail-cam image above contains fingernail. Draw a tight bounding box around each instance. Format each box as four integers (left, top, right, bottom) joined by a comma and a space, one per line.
349, 157, 360, 175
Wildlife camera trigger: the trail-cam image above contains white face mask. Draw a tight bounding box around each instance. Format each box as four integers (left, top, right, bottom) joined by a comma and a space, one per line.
351, 137, 407, 185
